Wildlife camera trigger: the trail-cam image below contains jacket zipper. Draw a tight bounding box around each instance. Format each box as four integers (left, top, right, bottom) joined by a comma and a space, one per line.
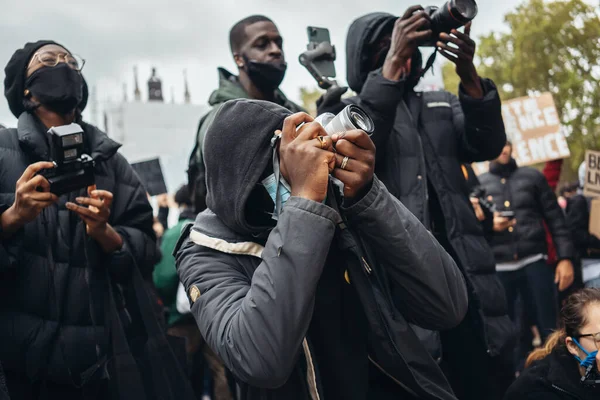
551, 384, 582, 399
361, 257, 372, 275
368, 356, 419, 397
302, 339, 321, 400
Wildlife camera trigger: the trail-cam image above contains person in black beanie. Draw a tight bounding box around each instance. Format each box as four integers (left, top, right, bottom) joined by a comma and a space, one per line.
0, 41, 191, 400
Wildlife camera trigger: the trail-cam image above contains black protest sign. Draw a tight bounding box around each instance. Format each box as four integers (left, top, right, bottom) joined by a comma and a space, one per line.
131, 158, 168, 196
584, 150, 600, 198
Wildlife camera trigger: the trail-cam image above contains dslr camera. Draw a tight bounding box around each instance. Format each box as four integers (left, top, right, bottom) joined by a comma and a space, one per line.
314, 105, 375, 136
471, 186, 515, 219
39, 123, 95, 196
422, 0, 478, 46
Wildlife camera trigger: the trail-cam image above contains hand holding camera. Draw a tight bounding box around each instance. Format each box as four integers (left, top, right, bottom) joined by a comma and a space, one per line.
1, 162, 58, 236
437, 22, 483, 98
383, 5, 432, 81
278, 112, 336, 203
66, 186, 123, 253
493, 212, 517, 233
331, 130, 376, 200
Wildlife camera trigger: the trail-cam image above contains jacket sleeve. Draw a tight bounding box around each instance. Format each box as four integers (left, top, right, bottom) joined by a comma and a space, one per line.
342, 177, 468, 330
452, 78, 507, 163
535, 172, 575, 261
343, 70, 407, 164
106, 154, 160, 282
567, 196, 600, 252
176, 198, 340, 388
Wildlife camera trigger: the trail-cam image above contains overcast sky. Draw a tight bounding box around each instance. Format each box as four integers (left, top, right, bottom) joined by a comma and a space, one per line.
0, 0, 595, 127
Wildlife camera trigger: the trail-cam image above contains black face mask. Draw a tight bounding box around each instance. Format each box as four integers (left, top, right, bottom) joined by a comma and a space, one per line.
25, 63, 83, 115
242, 54, 287, 93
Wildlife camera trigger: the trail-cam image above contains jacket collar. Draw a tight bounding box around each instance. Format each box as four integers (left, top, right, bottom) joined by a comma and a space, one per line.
17, 112, 121, 162
546, 347, 600, 400
209, 67, 301, 111
489, 158, 518, 178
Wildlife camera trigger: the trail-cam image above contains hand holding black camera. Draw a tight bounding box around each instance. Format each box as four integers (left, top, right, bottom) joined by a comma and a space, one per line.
1, 162, 58, 236
66, 185, 123, 253
331, 130, 376, 200
437, 22, 483, 98
383, 5, 432, 81
278, 112, 336, 203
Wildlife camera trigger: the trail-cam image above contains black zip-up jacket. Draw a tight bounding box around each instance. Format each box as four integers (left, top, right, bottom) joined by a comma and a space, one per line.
318, 12, 513, 359
176, 99, 469, 400
504, 347, 600, 400
479, 159, 575, 263
565, 195, 600, 260
0, 112, 158, 385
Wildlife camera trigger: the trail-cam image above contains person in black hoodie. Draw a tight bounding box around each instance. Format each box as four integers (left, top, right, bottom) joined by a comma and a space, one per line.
504, 288, 600, 400
176, 99, 469, 400
318, 8, 515, 399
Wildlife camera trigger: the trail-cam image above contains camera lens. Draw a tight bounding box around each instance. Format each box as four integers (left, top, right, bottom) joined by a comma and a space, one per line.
350, 110, 370, 132
453, 0, 478, 20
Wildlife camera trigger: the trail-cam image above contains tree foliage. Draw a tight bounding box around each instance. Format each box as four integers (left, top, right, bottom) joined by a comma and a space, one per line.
443, 0, 600, 172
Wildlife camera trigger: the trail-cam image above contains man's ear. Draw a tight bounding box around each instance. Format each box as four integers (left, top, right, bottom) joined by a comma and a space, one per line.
233, 53, 244, 69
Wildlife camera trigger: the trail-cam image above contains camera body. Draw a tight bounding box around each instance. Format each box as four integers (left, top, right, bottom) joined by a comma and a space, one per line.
314, 105, 375, 136
39, 123, 95, 196
470, 186, 496, 214
421, 0, 478, 46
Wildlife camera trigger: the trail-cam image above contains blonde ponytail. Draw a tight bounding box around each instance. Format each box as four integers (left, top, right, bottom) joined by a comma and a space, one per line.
525, 329, 565, 368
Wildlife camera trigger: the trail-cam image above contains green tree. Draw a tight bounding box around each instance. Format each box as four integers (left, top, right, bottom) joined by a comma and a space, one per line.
442, 0, 600, 172
299, 87, 324, 116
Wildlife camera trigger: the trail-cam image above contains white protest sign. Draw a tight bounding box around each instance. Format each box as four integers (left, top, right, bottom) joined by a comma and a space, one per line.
502, 93, 570, 166
584, 150, 600, 198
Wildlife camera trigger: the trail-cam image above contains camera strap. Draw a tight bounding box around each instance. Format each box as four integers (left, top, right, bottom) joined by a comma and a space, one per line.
419, 50, 438, 80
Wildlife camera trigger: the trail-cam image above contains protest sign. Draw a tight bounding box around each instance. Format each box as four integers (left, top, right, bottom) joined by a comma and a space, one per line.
583, 150, 600, 198
131, 158, 168, 196
502, 93, 570, 166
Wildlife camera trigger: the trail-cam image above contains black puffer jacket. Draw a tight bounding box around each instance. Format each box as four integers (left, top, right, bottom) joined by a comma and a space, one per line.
504, 347, 600, 400
0, 112, 158, 385
479, 160, 575, 263
321, 13, 513, 358
566, 195, 600, 260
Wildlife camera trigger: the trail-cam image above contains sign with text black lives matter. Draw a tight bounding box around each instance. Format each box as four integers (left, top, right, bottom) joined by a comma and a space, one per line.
584, 150, 600, 198
502, 93, 570, 166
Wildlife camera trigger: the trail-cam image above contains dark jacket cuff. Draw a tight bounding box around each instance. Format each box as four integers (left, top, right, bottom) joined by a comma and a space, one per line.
359, 69, 407, 115
342, 176, 383, 218
285, 197, 342, 225
106, 240, 135, 282
459, 78, 498, 106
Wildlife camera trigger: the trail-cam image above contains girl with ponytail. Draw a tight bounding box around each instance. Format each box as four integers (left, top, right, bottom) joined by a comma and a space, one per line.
504, 288, 600, 399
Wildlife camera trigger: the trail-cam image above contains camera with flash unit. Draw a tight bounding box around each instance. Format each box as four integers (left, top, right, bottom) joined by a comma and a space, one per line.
314, 105, 375, 136
421, 0, 478, 46
39, 123, 95, 196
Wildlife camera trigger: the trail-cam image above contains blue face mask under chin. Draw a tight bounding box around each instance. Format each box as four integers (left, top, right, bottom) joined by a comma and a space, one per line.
572, 338, 599, 368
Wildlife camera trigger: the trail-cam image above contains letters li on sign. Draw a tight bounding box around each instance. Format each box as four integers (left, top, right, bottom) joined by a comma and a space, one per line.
584, 149, 600, 198
501, 93, 570, 166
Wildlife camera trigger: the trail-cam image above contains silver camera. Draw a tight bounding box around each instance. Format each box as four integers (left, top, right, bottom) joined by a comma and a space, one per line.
315, 105, 374, 136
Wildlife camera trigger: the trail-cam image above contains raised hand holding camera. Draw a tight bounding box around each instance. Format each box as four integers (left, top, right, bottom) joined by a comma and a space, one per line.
278, 112, 336, 203
383, 5, 432, 81
331, 130, 376, 200
437, 22, 483, 98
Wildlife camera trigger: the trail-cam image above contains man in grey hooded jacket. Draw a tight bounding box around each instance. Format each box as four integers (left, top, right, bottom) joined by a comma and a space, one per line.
176, 99, 468, 399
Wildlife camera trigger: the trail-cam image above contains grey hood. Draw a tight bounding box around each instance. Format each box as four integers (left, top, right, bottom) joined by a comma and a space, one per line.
203, 99, 292, 236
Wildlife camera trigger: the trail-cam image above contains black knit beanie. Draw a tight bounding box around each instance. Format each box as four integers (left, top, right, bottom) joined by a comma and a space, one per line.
4, 40, 89, 118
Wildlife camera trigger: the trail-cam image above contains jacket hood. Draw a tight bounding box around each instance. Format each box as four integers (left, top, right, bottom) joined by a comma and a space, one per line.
204, 99, 292, 236
208, 68, 250, 106
346, 13, 397, 93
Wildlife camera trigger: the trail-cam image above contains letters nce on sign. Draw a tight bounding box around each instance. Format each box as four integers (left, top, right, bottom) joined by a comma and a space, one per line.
584, 150, 600, 198
502, 93, 570, 166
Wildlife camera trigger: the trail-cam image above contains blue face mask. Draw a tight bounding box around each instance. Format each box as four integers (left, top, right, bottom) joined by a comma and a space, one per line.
262, 134, 290, 221
572, 338, 599, 368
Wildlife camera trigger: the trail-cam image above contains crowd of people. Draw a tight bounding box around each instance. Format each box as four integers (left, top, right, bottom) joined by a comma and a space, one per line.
0, 4, 599, 400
